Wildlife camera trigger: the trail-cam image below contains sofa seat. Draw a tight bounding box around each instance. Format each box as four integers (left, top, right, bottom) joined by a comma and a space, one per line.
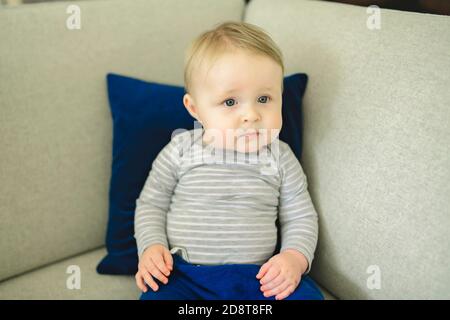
0, 248, 336, 300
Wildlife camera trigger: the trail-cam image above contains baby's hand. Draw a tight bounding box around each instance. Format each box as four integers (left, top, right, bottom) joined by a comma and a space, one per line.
135, 244, 173, 293
256, 249, 308, 300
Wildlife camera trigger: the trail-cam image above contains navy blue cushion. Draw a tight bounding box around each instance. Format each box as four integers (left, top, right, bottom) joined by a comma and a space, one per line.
96, 72, 308, 275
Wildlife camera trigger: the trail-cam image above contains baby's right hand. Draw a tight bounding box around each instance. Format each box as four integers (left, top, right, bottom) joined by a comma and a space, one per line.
135, 244, 173, 293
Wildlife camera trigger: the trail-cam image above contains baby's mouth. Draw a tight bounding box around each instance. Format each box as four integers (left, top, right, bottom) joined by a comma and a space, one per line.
238, 129, 260, 139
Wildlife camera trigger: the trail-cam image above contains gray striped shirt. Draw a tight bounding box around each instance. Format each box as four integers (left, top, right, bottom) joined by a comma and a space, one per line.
134, 128, 318, 273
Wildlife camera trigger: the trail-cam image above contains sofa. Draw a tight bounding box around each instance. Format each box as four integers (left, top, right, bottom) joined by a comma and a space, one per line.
0, 0, 449, 300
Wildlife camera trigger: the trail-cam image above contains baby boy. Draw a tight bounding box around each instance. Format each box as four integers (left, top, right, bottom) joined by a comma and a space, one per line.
134, 21, 320, 300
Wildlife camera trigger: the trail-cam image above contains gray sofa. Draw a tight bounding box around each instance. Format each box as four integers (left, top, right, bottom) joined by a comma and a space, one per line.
0, 0, 449, 300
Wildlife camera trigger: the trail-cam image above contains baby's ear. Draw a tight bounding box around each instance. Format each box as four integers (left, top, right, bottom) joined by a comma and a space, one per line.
182, 93, 192, 108
183, 93, 200, 121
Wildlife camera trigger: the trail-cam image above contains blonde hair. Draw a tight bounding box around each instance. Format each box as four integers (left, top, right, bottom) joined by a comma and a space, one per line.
184, 21, 285, 96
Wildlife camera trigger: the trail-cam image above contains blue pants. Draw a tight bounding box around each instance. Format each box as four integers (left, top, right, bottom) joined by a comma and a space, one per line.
140, 253, 324, 300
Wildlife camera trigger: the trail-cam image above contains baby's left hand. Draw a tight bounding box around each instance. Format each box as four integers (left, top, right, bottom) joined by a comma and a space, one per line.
256, 249, 308, 300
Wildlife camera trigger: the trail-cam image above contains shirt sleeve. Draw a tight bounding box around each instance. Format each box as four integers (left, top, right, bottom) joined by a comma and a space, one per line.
134, 137, 181, 259
278, 143, 319, 274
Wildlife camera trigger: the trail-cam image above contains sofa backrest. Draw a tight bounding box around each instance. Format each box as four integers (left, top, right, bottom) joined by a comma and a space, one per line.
245, 0, 450, 299
0, 0, 245, 282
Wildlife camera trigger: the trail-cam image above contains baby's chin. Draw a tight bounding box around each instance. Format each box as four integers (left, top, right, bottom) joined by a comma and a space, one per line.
233, 137, 267, 154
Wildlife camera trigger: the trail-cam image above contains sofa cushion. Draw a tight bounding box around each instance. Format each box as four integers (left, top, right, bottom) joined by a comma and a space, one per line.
0, 247, 336, 300
0, 248, 140, 300
97, 73, 196, 274
245, 0, 450, 299
97, 73, 309, 275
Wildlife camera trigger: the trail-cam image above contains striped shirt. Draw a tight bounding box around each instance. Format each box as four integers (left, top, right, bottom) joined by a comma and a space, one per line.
134, 128, 318, 273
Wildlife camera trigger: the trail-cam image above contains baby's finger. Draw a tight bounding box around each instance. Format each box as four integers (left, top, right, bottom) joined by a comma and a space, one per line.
260, 265, 280, 285
275, 284, 295, 300
135, 272, 148, 292
260, 273, 284, 292
152, 254, 171, 277
256, 262, 271, 279
146, 259, 169, 284
264, 279, 290, 298
142, 270, 159, 292
163, 250, 173, 271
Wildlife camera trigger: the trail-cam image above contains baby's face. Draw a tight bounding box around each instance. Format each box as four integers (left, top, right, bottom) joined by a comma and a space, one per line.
183, 50, 283, 153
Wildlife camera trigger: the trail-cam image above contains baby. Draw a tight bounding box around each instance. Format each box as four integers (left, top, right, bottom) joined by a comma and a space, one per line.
134, 22, 321, 300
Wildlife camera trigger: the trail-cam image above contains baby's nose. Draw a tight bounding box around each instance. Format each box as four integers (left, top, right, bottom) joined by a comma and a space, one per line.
242, 106, 261, 123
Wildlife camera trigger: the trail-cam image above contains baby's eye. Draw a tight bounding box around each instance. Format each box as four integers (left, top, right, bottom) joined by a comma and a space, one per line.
258, 96, 270, 104
223, 98, 236, 107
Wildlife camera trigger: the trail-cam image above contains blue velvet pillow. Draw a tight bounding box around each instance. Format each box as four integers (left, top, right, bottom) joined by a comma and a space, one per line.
96, 72, 308, 275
